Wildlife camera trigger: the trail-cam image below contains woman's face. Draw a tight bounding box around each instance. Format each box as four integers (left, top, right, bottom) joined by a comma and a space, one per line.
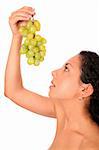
49, 54, 82, 100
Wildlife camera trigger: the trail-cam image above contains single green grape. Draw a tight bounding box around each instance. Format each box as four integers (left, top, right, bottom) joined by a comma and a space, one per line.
24, 38, 30, 46
27, 33, 33, 40
27, 57, 35, 65
40, 51, 46, 57
43, 48, 46, 53
20, 45, 28, 54
26, 50, 35, 57
35, 52, 41, 59
34, 20, 41, 31
41, 37, 47, 44
23, 29, 28, 36
28, 44, 34, 50
26, 20, 33, 29
30, 39, 37, 47
33, 47, 39, 53
37, 41, 43, 46
34, 59, 40, 66
39, 56, 44, 62
35, 34, 42, 42
29, 25, 36, 34
19, 26, 26, 34
19, 26, 28, 36
39, 45, 46, 51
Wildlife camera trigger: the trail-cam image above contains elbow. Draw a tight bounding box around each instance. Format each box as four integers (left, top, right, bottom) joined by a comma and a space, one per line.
4, 83, 8, 97
4, 80, 10, 98
4, 81, 19, 97
4, 92, 9, 99
4, 77, 23, 98
4, 84, 14, 99
4, 85, 23, 99
4, 88, 11, 99
4, 89, 17, 101
4, 84, 8, 98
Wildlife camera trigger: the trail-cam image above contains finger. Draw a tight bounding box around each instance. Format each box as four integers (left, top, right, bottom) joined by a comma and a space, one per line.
18, 6, 35, 15
12, 9, 35, 18
12, 11, 33, 19
21, 6, 35, 11
21, 6, 34, 10
10, 11, 36, 23
11, 16, 30, 25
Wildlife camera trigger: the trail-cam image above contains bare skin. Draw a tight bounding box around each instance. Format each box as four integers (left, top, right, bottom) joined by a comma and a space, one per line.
48, 99, 99, 150
4, 6, 99, 150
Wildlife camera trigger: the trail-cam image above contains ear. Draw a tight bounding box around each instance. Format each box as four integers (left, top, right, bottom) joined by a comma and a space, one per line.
80, 83, 94, 98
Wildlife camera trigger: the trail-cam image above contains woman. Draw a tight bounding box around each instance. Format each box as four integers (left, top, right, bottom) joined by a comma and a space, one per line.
4, 6, 99, 150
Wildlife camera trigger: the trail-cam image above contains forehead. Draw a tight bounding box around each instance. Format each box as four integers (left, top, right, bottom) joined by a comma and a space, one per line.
66, 55, 81, 69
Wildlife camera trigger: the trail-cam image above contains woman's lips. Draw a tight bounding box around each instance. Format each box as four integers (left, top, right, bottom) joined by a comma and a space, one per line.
50, 81, 56, 88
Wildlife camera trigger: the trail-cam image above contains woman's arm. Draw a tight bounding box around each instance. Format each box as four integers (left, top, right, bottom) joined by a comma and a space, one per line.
4, 6, 56, 118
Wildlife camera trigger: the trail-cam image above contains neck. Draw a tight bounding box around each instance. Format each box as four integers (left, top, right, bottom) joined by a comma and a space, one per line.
61, 98, 96, 134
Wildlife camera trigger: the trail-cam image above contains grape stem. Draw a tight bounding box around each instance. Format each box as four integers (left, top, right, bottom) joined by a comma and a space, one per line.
31, 15, 34, 22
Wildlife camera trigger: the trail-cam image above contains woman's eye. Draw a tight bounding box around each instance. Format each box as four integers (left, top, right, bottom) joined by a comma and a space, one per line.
64, 66, 69, 72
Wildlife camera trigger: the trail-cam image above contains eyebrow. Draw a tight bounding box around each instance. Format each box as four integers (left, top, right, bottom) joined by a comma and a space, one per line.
65, 63, 73, 68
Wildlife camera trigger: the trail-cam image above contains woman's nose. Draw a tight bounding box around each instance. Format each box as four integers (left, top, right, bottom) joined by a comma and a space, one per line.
52, 70, 55, 77
52, 69, 57, 77
52, 67, 62, 77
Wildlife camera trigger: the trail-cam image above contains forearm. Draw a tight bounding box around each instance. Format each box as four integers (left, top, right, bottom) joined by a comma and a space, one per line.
4, 35, 23, 95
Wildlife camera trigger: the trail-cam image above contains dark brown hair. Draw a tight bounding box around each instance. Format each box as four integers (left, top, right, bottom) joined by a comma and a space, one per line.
79, 51, 99, 125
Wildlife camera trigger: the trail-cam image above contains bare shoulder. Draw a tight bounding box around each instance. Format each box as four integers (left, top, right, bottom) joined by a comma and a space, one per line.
80, 125, 99, 150
64, 129, 99, 150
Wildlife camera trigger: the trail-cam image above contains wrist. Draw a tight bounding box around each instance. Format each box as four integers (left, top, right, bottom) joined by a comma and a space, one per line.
12, 34, 22, 46
11, 34, 22, 50
12, 33, 22, 40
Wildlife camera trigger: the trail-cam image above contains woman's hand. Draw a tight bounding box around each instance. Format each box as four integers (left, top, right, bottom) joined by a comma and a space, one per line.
9, 6, 35, 37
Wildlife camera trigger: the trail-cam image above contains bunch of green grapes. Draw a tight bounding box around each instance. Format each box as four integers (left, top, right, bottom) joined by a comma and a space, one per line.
19, 19, 47, 66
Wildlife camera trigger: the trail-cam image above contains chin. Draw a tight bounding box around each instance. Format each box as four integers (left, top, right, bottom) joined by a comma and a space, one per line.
48, 90, 58, 99
48, 91, 53, 98
48, 90, 54, 98
48, 87, 62, 99
48, 86, 56, 95
48, 90, 69, 100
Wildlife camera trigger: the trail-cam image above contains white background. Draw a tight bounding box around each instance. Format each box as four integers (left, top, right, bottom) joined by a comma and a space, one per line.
0, 0, 99, 150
